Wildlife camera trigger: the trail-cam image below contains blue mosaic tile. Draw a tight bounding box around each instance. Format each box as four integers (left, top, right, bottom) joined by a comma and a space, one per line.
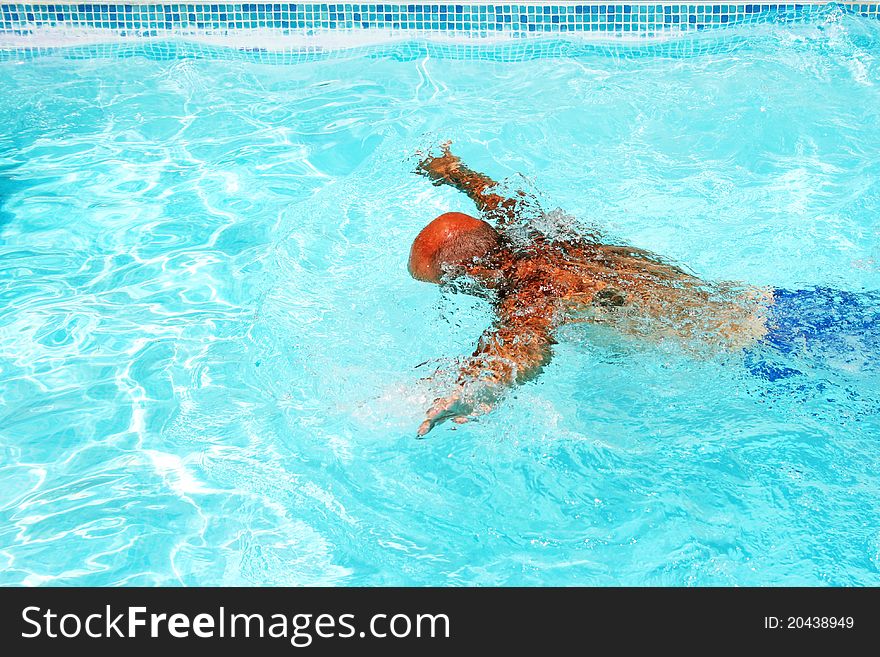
0, 3, 876, 39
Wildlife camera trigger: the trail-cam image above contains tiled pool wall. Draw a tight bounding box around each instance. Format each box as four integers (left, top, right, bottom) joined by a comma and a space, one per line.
1, 3, 878, 40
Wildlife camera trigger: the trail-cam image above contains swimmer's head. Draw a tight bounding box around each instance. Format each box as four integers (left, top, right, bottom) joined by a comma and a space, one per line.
408, 212, 500, 284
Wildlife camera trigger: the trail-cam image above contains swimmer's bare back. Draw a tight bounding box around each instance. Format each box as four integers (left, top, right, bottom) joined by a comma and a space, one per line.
411, 143, 770, 437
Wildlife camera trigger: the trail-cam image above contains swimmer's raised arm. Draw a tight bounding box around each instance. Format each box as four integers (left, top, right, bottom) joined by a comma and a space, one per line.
417, 291, 557, 437
415, 142, 539, 228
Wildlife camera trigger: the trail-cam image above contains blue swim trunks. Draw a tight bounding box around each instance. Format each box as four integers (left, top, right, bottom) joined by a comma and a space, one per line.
746, 287, 879, 381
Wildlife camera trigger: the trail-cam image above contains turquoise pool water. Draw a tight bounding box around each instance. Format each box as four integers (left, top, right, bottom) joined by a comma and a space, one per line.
2, 12, 880, 586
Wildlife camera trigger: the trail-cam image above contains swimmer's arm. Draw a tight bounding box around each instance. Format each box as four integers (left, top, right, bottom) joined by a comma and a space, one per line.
417, 293, 557, 437
415, 143, 538, 227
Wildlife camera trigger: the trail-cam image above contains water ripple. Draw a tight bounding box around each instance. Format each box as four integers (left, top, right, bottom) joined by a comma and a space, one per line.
2, 14, 880, 585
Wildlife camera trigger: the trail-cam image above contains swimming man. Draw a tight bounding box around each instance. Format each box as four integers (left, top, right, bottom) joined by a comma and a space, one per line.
409, 143, 775, 436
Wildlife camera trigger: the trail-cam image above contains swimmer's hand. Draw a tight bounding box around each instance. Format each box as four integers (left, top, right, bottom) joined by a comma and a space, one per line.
417, 387, 470, 437
416, 385, 493, 437
415, 141, 461, 186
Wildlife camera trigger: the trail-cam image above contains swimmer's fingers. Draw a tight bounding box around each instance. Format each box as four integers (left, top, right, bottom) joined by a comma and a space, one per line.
414, 148, 434, 172
416, 397, 458, 437
414, 140, 451, 160
413, 141, 460, 182
416, 390, 472, 438
414, 156, 446, 185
